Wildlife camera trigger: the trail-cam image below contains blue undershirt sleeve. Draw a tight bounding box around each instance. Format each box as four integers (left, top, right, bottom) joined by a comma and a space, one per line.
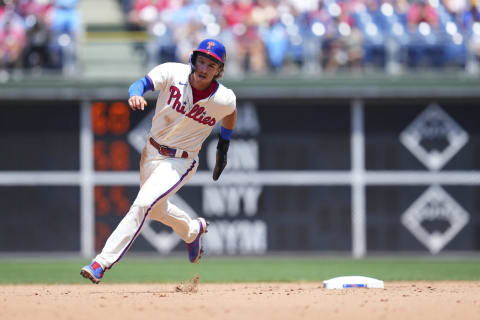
128, 75, 154, 97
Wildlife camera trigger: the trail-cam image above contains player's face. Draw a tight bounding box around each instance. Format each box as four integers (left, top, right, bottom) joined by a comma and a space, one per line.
191, 55, 221, 89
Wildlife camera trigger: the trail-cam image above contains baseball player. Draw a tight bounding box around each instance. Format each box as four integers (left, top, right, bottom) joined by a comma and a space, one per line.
80, 39, 237, 284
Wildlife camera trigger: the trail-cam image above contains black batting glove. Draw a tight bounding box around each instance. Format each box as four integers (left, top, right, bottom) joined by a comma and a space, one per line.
212, 135, 230, 181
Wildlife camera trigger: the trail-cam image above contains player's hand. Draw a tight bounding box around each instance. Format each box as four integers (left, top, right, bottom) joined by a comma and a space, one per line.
128, 95, 147, 111
213, 135, 230, 181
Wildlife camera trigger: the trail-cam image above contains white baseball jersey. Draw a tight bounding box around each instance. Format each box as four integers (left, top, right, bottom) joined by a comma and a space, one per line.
147, 62, 236, 155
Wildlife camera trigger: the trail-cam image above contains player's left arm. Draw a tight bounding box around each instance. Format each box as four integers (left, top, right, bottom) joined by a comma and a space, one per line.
213, 109, 237, 181
221, 109, 237, 130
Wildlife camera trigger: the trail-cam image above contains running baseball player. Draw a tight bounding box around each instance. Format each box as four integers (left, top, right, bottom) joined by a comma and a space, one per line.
80, 39, 237, 284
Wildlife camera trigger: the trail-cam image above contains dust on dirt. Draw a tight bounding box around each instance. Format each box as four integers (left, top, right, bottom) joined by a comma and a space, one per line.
175, 273, 200, 293
1, 281, 479, 320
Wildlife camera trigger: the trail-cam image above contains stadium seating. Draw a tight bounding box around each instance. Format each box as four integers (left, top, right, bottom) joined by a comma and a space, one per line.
1, 0, 479, 77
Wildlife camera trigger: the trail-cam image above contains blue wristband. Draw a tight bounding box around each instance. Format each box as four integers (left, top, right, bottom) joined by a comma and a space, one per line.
220, 126, 233, 140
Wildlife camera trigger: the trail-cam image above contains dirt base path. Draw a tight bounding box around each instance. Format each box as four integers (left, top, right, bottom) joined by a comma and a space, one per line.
1, 281, 479, 320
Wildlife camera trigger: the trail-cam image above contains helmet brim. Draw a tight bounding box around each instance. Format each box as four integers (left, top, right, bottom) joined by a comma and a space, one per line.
193, 49, 224, 64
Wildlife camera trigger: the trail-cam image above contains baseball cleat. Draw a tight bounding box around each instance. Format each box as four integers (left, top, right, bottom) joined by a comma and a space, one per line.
187, 218, 208, 263
80, 261, 104, 284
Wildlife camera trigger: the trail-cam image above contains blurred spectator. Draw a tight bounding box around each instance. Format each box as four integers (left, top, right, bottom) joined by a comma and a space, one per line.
395, 0, 410, 15
406, 0, 444, 68
443, 0, 468, 23
280, 3, 308, 72
13, 0, 52, 71
167, 0, 204, 63
17, 0, 52, 18
48, 0, 81, 72
261, 1, 294, 72
345, 20, 364, 72
463, 0, 480, 72
128, 0, 197, 67
23, 13, 51, 70
407, 0, 439, 31
207, 0, 238, 70
295, 2, 322, 74
321, 1, 361, 72
0, 6, 27, 72
462, 0, 480, 28
223, 0, 266, 73
354, 0, 386, 69
128, 0, 170, 27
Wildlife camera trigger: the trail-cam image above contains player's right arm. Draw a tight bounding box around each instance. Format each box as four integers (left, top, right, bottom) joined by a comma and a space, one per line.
128, 75, 154, 111
128, 63, 178, 110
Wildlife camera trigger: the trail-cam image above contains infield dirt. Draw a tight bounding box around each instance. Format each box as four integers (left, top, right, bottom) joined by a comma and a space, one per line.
1, 281, 479, 320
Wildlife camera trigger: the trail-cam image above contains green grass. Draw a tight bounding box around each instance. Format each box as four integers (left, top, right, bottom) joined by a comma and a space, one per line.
0, 257, 479, 284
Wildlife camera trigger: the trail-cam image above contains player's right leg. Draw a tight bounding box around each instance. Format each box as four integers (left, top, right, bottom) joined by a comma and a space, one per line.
81, 157, 198, 283
80, 261, 104, 284
80, 202, 149, 284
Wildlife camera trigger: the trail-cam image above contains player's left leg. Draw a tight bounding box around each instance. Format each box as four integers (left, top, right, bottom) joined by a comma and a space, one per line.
149, 199, 208, 263
149, 200, 201, 243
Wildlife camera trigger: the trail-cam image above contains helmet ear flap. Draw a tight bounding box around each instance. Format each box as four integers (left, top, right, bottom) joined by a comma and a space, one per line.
189, 52, 197, 71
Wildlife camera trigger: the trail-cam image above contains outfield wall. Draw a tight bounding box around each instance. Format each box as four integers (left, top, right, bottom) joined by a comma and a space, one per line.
1, 85, 479, 258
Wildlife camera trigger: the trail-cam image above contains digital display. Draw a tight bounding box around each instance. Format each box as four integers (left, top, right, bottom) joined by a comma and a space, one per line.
91, 101, 141, 171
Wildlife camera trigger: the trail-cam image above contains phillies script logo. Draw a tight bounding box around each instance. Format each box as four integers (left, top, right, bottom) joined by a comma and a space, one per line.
168, 86, 216, 126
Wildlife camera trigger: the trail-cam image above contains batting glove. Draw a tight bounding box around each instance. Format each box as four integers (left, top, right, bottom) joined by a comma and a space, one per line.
213, 135, 230, 181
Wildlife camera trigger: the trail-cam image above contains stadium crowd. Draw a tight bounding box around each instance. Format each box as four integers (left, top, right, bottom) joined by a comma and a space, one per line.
1, 0, 480, 77
0, 0, 80, 76
121, 0, 480, 75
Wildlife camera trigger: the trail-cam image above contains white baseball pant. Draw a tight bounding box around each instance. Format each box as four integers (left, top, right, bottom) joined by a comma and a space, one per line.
94, 138, 201, 270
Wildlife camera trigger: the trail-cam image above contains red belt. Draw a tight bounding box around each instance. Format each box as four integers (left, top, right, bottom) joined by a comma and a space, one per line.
149, 138, 189, 158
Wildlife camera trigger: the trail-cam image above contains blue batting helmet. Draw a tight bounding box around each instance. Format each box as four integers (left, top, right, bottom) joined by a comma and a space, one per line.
191, 39, 226, 65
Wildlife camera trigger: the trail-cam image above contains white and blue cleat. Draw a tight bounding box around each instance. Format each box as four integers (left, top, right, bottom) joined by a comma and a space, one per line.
187, 218, 208, 263
80, 261, 105, 284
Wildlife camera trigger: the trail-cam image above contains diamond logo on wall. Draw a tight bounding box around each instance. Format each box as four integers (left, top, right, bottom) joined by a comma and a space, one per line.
400, 104, 468, 170
401, 186, 470, 254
